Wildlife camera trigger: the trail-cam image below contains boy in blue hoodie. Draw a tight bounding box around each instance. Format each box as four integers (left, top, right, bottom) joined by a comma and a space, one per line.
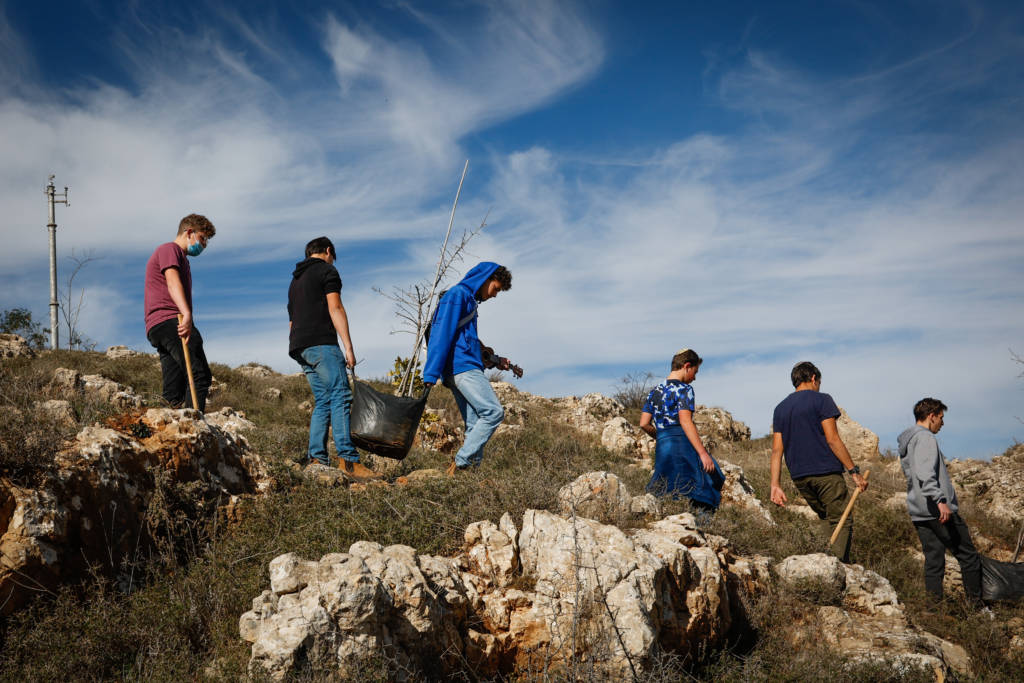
423, 262, 520, 474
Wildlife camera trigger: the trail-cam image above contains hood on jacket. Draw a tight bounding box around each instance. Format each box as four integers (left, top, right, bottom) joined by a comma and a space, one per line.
897, 424, 930, 457
456, 262, 501, 300
292, 257, 328, 279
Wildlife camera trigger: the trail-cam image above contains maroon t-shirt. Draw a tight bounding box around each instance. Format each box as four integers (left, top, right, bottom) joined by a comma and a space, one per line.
144, 242, 191, 333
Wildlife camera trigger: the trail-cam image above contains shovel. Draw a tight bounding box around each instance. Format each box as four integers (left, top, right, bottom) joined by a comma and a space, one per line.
177, 314, 201, 413
829, 469, 870, 546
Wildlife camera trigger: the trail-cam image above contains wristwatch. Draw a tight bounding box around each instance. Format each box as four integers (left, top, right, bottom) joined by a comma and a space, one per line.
846, 465, 861, 475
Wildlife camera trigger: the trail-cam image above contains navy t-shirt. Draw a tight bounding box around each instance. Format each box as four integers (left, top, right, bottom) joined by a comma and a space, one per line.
772, 390, 843, 479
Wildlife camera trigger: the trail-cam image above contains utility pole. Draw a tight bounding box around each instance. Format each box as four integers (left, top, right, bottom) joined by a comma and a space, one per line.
45, 175, 70, 350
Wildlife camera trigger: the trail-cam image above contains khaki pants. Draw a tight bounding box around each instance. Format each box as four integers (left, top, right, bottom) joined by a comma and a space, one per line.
793, 472, 852, 562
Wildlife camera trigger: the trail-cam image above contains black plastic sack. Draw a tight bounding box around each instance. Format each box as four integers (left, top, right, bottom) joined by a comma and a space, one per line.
981, 556, 1024, 602
349, 374, 429, 460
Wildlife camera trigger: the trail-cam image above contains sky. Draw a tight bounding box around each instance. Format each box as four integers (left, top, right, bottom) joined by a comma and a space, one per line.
1, 0, 1022, 460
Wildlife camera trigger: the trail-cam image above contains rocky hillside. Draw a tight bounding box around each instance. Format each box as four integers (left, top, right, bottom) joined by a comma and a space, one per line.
0, 337, 1021, 681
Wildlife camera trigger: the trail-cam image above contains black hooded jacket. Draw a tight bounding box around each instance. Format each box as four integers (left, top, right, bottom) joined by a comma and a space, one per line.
288, 257, 342, 360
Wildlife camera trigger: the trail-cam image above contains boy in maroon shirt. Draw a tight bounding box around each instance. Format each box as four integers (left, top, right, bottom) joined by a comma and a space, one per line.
144, 214, 216, 412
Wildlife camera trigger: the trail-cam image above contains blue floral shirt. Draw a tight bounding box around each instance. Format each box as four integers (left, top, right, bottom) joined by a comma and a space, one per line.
643, 380, 696, 429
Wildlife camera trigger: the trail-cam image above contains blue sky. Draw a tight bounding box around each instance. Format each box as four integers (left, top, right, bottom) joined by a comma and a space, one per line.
2, 0, 1023, 460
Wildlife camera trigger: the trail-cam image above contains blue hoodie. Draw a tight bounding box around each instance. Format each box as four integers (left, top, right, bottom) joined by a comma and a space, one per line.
422, 262, 500, 384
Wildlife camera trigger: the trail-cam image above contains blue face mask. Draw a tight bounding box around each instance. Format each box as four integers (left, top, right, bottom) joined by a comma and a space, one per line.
186, 238, 205, 257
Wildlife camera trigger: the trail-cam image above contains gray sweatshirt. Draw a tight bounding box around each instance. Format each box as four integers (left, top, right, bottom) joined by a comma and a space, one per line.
897, 424, 958, 521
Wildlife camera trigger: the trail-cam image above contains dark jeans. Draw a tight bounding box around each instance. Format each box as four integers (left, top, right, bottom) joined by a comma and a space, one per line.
793, 472, 852, 562
147, 318, 212, 412
914, 513, 982, 602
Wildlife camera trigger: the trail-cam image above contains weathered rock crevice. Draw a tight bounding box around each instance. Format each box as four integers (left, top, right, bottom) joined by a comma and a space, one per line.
0, 407, 266, 615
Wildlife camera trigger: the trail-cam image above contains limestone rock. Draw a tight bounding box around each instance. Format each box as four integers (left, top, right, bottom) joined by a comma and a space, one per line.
718, 460, 774, 525
489, 381, 521, 404
836, 406, 881, 462
693, 405, 750, 451
1, 407, 265, 616
775, 553, 848, 596
104, 345, 144, 359
557, 471, 633, 519
601, 416, 655, 460
776, 554, 969, 679
947, 443, 1024, 524
236, 363, 275, 378
34, 399, 77, 427
51, 368, 142, 410
0, 334, 35, 359
303, 463, 346, 487
629, 493, 661, 516
207, 375, 225, 397
297, 400, 312, 414
494, 423, 523, 438
261, 387, 282, 402
786, 504, 823, 521
556, 393, 626, 435
242, 506, 770, 680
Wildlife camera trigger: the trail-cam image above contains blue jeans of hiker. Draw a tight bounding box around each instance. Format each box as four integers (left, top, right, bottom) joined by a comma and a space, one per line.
444, 368, 504, 468
298, 345, 359, 466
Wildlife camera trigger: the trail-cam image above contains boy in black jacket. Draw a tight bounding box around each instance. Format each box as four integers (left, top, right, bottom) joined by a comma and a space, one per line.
288, 237, 361, 470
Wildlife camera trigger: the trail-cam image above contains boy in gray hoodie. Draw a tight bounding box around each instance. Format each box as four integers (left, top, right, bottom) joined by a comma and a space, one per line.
897, 398, 982, 605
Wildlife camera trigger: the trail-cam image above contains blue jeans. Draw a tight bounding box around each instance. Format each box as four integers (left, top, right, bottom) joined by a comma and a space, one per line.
444, 368, 504, 467
298, 345, 359, 465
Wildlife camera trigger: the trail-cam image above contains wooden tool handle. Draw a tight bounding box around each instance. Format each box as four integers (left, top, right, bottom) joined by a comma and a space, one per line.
177, 314, 201, 413
829, 469, 870, 546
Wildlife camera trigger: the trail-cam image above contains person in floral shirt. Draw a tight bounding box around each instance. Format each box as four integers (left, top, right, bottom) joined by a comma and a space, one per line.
639, 349, 723, 518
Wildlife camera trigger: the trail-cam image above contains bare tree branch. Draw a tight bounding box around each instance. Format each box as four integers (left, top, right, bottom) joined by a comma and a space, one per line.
378, 210, 490, 396
59, 249, 100, 350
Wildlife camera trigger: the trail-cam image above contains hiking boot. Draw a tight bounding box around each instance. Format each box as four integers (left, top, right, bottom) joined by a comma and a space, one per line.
340, 460, 384, 482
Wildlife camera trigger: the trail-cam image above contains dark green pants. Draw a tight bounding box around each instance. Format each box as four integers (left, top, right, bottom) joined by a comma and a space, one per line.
793, 472, 852, 562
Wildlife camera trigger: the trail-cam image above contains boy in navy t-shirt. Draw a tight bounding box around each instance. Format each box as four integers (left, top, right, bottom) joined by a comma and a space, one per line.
769, 361, 868, 562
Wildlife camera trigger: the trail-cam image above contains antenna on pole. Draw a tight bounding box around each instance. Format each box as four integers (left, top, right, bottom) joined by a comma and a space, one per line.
45, 175, 70, 350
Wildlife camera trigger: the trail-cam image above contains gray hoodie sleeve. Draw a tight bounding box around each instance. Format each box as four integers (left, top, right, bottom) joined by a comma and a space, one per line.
908, 431, 946, 504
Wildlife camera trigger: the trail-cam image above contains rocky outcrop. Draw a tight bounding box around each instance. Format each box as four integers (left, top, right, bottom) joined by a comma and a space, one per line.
51, 368, 143, 410
947, 443, 1024, 524
105, 345, 146, 359
556, 471, 659, 520
836, 406, 881, 462
557, 393, 627, 435
0, 407, 266, 616
718, 461, 774, 525
240, 508, 772, 680
693, 405, 751, 451
34, 399, 76, 427
0, 333, 34, 359
775, 553, 970, 679
235, 363, 276, 378
600, 417, 654, 461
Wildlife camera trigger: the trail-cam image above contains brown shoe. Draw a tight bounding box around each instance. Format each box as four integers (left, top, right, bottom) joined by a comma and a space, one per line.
340, 460, 384, 482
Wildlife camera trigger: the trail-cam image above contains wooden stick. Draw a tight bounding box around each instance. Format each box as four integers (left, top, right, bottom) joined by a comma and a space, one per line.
829, 469, 870, 547
1012, 518, 1024, 563
177, 314, 201, 413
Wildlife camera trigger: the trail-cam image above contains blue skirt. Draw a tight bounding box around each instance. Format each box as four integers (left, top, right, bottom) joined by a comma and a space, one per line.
646, 424, 724, 509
